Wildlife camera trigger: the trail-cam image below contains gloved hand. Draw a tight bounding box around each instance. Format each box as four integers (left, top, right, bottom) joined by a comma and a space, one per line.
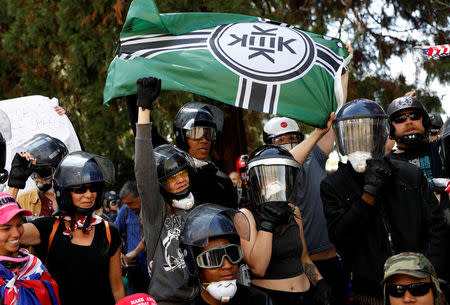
363, 158, 392, 195
312, 279, 332, 305
8, 153, 35, 189
136, 77, 161, 110
258, 202, 294, 233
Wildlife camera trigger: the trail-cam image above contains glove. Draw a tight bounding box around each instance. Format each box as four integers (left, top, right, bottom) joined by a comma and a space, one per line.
8, 153, 34, 189
363, 158, 392, 195
136, 77, 161, 110
312, 279, 332, 305
258, 202, 294, 233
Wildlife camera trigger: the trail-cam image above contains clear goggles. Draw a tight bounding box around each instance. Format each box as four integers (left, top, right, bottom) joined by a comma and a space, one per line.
196, 244, 243, 269
186, 127, 216, 141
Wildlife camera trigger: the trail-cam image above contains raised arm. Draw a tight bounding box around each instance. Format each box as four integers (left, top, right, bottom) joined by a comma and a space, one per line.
134, 77, 165, 263
290, 113, 335, 165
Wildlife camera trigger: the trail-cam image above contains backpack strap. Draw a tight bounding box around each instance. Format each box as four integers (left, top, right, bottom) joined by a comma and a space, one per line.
47, 218, 60, 254
45, 218, 60, 265
104, 220, 111, 246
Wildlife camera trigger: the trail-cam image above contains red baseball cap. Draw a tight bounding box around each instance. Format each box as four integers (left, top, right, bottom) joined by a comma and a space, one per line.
0, 192, 32, 225
116, 294, 157, 305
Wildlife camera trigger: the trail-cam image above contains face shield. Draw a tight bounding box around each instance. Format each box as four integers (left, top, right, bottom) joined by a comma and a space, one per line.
174, 102, 224, 132
333, 117, 388, 173
248, 158, 300, 205
54, 151, 115, 188
182, 204, 250, 248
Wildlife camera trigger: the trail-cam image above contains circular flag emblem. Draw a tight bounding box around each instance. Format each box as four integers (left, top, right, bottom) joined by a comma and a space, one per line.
208, 22, 316, 83
280, 122, 288, 128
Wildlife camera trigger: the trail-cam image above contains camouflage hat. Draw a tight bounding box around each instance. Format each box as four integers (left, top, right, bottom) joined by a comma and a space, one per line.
382, 252, 435, 284
382, 252, 448, 305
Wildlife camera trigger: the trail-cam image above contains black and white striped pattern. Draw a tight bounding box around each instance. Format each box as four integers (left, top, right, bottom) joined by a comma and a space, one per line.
235, 77, 280, 114
117, 30, 212, 60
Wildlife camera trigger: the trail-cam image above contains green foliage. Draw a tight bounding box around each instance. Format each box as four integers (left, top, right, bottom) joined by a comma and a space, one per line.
0, 0, 447, 180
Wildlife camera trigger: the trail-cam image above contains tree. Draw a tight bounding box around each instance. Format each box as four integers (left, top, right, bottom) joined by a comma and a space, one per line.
0, 0, 447, 182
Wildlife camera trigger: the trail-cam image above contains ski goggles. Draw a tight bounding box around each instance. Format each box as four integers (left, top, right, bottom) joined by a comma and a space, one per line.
386, 282, 433, 298
166, 169, 189, 184
196, 244, 243, 269
392, 112, 422, 124
69, 183, 103, 194
186, 127, 216, 141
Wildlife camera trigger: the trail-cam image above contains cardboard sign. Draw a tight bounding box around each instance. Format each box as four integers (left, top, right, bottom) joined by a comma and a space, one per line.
0, 95, 81, 192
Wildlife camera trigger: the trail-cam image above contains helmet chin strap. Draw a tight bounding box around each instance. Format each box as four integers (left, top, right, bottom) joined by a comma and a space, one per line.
74, 206, 95, 216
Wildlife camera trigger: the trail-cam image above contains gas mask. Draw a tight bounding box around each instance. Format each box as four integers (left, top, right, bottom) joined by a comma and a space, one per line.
205, 279, 237, 303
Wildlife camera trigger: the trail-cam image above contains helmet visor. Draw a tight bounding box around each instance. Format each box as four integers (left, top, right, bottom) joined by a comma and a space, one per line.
248, 163, 299, 205
334, 117, 388, 158
54, 151, 115, 187
182, 204, 250, 248
14, 134, 68, 168
174, 102, 224, 132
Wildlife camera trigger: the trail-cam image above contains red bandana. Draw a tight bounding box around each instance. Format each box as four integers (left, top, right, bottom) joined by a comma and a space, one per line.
61, 213, 104, 237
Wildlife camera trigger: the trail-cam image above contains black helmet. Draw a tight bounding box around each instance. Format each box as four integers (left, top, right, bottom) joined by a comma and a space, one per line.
103, 190, 118, 209
263, 117, 305, 149
333, 98, 388, 172
0, 110, 11, 184
180, 203, 249, 277
247, 145, 300, 207
53, 151, 115, 215
387, 96, 431, 140
17, 134, 68, 179
173, 102, 224, 152
440, 118, 450, 173
429, 113, 444, 129
154, 144, 194, 201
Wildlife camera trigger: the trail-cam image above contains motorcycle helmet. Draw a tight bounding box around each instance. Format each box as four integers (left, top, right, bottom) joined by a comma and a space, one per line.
53, 151, 115, 215
333, 98, 388, 173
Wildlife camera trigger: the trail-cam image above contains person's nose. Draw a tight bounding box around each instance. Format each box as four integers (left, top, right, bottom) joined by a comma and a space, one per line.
10, 226, 21, 239
402, 290, 416, 303
221, 257, 234, 270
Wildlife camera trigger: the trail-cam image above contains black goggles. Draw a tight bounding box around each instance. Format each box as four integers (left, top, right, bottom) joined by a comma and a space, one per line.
386, 282, 433, 298
186, 127, 216, 141
392, 112, 422, 124
196, 244, 243, 269
69, 183, 102, 194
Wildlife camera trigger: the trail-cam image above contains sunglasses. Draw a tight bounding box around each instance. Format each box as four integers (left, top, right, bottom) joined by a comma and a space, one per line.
386, 282, 433, 298
166, 169, 189, 184
196, 244, 243, 269
392, 112, 422, 124
186, 127, 216, 141
70, 183, 102, 194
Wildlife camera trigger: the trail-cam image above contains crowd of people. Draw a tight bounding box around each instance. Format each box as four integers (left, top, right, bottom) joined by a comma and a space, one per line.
0, 48, 449, 305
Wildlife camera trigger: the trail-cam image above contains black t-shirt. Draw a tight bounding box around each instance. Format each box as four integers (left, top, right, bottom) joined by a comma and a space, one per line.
32, 216, 121, 305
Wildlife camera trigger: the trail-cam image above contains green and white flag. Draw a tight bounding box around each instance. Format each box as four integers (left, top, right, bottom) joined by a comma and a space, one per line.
103, 0, 351, 126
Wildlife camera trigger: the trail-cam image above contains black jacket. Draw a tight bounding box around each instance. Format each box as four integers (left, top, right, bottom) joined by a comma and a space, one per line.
320, 160, 446, 298
190, 162, 238, 209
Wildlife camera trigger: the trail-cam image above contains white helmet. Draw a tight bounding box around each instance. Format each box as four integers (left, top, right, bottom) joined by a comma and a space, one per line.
263, 117, 304, 150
